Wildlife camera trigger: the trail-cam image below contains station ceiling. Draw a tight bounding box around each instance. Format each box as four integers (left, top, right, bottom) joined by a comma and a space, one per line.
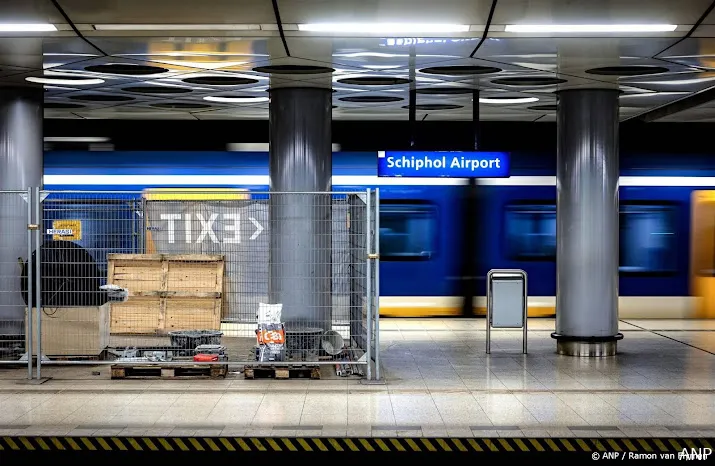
3, 0, 715, 122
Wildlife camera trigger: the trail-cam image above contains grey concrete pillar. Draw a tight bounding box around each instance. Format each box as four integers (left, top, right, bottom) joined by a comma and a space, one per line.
268, 87, 332, 333
0, 87, 43, 345
552, 89, 623, 357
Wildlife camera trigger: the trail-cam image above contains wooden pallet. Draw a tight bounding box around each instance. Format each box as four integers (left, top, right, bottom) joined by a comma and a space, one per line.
110, 363, 228, 380
243, 365, 320, 380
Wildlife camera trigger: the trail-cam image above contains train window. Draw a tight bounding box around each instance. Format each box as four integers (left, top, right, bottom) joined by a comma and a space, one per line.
619, 203, 677, 275
504, 203, 556, 260
379, 201, 437, 261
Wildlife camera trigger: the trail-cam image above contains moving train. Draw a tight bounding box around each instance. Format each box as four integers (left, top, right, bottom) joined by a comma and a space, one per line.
43, 150, 715, 319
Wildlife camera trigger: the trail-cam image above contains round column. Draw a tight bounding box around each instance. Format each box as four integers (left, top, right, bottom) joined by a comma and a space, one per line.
552, 88, 623, 356
268, 87, 332, 331
0, 87, 43, 344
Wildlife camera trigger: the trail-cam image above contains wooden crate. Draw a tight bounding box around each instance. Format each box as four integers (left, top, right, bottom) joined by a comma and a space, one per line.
25, 306, 110, 357
108, 254, 224, 335
111, 363, 228, 379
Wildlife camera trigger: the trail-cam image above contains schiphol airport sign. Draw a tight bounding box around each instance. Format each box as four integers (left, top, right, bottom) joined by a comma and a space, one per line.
377, 151, 510, 178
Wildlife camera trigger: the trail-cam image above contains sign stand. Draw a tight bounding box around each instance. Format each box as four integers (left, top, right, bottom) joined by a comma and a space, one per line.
486, 269, 528, 354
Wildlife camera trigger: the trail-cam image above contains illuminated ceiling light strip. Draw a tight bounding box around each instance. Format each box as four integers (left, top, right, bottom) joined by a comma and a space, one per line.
0, 23, 57, 32
93, 24, 262, 30
204, 96, 269, 103
505, 24, 677, 33
480, 97, 539, 104
298, 23, 470, 33
27, 76, 105, 85
44, 137, 110, 143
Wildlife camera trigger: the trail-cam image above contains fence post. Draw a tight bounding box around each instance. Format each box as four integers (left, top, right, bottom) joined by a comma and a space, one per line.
365, 188, 373, 381
34, 187, 42, 380
373, 187, 380, 381
25, 187, 33, 379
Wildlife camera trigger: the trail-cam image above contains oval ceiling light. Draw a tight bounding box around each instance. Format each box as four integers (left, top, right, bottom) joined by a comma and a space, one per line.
528, 104, 558, 111
420, 65, 502, 76
68, 94, 135, 102
84, 64, 169, 75
402, 104, 464, 110
586, 65, 669, 76
505, 24, 677, 33
479, 96, 539, 104
492, 76, 567, 86
203, 95, 269, 103
150, 102, 212, 110
298, 23, 469, 33
44, 102, 86, 109
182, 76, 259, 85
123, 85, 192, 94
416, 87, 474, 95
252, 65, 334, 75
336, 76, 412, 85
26, 76, 104, 85
339, 95, 404, 103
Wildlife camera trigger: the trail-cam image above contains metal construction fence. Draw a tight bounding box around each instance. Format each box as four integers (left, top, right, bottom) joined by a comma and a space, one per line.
0, 188, 380, 381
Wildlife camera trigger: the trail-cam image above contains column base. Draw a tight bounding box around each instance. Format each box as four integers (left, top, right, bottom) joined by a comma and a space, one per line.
551, 333, 623, 357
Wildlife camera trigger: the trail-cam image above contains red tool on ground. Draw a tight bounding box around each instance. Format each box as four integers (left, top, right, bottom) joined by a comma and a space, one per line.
193, 354, 219, 362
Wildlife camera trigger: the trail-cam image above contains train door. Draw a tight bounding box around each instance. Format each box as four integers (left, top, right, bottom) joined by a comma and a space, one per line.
690, 191, 715, 318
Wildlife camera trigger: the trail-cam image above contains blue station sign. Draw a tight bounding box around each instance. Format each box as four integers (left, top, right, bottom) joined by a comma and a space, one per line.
377, 151, 510, 178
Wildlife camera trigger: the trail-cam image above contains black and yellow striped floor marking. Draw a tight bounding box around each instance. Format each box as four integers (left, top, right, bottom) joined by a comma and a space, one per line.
0, 437, 711, 452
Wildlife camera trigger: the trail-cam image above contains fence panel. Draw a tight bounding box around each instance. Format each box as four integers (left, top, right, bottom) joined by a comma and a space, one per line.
32, 190, 378, 378
0, 189, 32, 372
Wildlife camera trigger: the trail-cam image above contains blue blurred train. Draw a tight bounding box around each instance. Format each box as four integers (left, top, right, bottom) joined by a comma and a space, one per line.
43, 150, 715, 319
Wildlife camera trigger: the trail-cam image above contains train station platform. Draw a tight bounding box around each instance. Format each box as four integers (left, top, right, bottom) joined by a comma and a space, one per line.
0, 318, 712, 439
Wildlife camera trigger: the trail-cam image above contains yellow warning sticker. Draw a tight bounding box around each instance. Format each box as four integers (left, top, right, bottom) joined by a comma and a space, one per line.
49, 220, 82, 241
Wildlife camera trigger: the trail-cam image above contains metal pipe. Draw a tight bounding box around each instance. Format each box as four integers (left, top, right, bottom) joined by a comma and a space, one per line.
373, 187, 381, 381
365, 188, 373, 381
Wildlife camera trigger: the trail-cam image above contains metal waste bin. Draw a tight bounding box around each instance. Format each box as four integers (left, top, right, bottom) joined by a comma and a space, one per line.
486, 269, 527, 354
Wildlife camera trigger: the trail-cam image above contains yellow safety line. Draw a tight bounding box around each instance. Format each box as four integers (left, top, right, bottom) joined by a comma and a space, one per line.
328, 438, 344, 451
669, 439, 683, 451
592, 439, 606, 451
80, 437, 97, 451
637, 439, 652, 452
545, 439, 560, 451
685, 439, 697, 450
236, 438, 251, 451
312, 438, 328, 452
157, 438, 173, 451
653, 439, 668, 452
111, 437, 127, 451
204, 438, 221, 452
65, 438, 81, 451
389, 438, 406, 451
187, 438, 203, 451
4, 437, 19, 450
358, 438, 374, 452
36, 438, 50, 451
529, 439, 545, 452
126, 438, 142, 451
514, 439, 530, 452
251, 438, 266, 451
702, 439, 712, 449
436, 439, 452, 452
345, 439, 361, 451
606, 439, 621, 451
560, 439, 576, 452
266, 438, 281, 451
18, 437, 34, 451
293, 438, 310, 452
498, 439, 514, 452
374, 439, 390, 451
467, 439, 483, 451
575, 439, 590, 452
174, 438, 189, 451
452, 439, 468, 452
219, 438, 236, 451
421, 439, 438, 452
623, 439, 638, 451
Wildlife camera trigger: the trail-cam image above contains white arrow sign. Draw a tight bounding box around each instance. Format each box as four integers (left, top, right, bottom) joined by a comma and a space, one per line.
249, 217, 264, 240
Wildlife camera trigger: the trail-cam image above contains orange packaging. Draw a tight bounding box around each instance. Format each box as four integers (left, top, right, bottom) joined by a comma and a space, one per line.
257, 327, 286, 345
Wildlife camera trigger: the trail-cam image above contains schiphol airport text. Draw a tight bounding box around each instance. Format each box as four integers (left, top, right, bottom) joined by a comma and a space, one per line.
385, 154, 502, 172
